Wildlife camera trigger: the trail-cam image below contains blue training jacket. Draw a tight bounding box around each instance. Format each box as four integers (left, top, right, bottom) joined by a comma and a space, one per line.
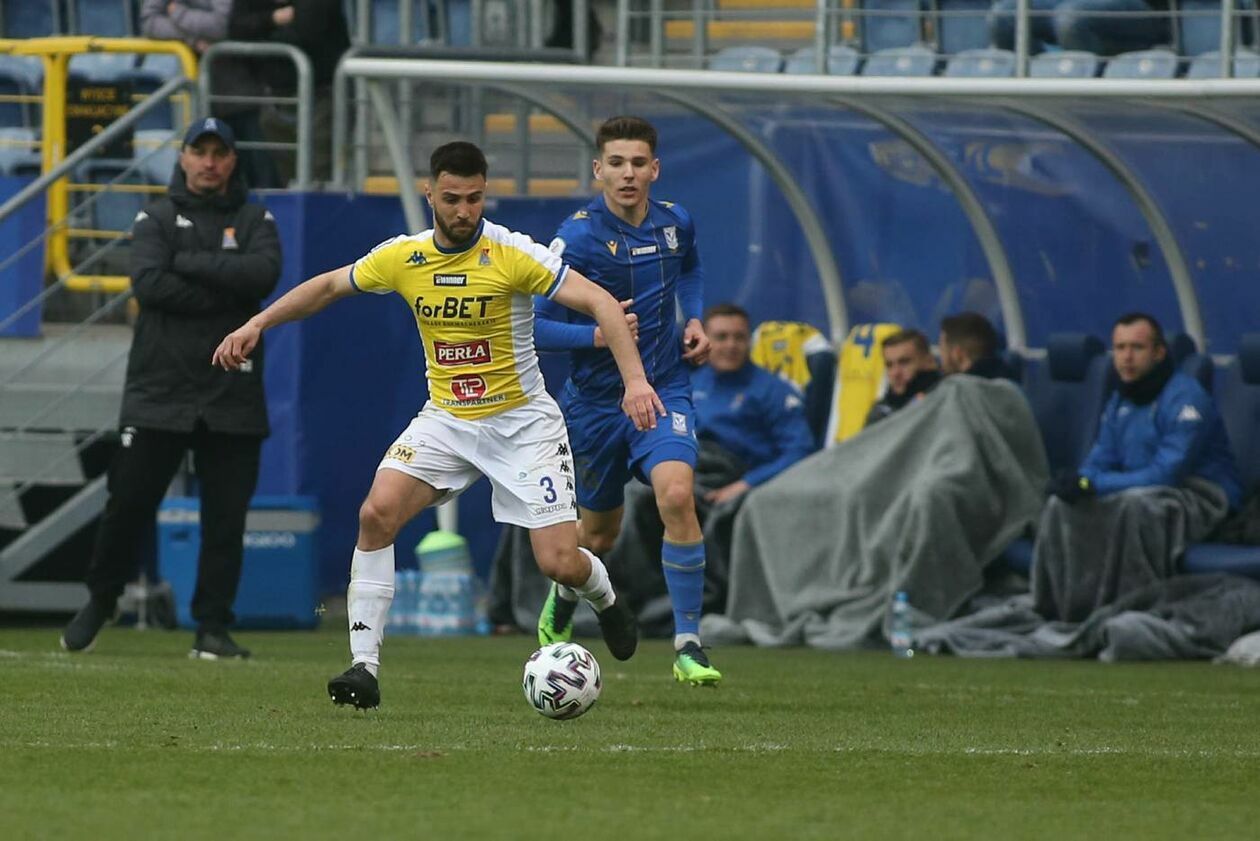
691, 362, 817, 487
1080, 371, 1242, 508
534, 196, 703, 400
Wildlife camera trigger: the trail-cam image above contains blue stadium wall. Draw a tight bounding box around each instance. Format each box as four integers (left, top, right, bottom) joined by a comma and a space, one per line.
256, 105, 1260, 595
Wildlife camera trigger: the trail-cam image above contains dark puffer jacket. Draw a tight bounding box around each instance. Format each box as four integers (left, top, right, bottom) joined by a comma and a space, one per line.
121, 163, 282, 436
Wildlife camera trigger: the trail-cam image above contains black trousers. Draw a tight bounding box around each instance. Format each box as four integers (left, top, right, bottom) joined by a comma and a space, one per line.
85, 424, 262, 631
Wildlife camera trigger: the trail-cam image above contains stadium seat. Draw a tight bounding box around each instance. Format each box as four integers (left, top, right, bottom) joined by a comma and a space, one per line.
945, 47, 1016, 76
72, 0, 132, 36
1181, 333, 1260, 580
861, 44, 938, 76
1104, 48, 1181, 79
1029, 50, 1101, 77
69, 53, 138, 84
370, 0, 431, 44
935, 0, 993, 55
783, 45, 863, 75
1216, 334, 1260, 493
1025, 333, 1111, 474
122, 56, 185, 131
0, 55, 40, 128
1177, 0, 1257, 57
133, 129, 179, 185
73, 159, 149, 242
1169, 332, 1213, 392
1187, 48, 1260, 77
0, 127, 39, 176
1, 0, 61, 37
861, 0, 926, 54
708, 46, 784, 73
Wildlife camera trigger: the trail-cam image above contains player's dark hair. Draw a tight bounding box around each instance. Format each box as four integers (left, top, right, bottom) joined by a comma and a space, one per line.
882, 328, 931, 358
703, 303, 749, 324
1113, 312, 1166, 348
430, 141, 488, 180
596, 116, 657, 154
940, 312, 999, 362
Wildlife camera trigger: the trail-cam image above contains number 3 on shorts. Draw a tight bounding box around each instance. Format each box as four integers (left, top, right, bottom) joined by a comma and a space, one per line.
539, 475, 557, 504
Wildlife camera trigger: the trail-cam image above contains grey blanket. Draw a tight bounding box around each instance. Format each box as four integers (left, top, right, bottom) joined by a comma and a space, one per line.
702, 376, 1049, 649
1032, 479, 1230, 622
917, 574, 1260, 660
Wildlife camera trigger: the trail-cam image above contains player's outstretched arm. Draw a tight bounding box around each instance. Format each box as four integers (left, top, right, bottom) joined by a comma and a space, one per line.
212, 264, 357, 370
552, 270, 665, 430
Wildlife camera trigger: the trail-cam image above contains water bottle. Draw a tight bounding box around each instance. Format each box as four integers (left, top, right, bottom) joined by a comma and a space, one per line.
415, 530, 487, 636
890, 590, 914, 659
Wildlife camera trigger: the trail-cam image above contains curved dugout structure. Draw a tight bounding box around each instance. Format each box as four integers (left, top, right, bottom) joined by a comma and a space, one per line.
348, 60, 1260, 356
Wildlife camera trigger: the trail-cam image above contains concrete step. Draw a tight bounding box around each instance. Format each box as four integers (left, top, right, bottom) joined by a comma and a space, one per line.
0, 481, 25, 530
0, 323, 131, 386
0, 383, 123, 432
0, 432, 86, 485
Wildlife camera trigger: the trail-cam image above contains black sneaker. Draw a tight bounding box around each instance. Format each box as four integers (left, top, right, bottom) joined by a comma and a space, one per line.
595, 595, 638, 661
190, 629, 251, 660
60, 598, 112, 653
328, 663, 380, 710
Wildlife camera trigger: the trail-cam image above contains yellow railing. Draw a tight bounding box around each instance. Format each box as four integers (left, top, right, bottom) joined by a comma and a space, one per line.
0, 37, 198, 293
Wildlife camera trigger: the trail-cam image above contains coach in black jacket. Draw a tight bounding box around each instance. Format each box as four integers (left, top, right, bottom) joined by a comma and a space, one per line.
61, 118, 282, 659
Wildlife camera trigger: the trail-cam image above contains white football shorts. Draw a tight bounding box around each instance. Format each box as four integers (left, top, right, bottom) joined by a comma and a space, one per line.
378, 395, 578, 529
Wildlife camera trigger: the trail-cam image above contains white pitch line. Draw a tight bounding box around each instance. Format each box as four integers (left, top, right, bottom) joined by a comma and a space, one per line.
7, 741, 1256, 759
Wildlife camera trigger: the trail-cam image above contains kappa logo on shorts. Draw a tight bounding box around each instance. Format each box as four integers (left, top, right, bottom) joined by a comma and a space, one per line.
671, 412, 688, 435
387, 444, 415, 464
451, 374, 488, 402
435, 339, 492, 366
555, 442, 569, 457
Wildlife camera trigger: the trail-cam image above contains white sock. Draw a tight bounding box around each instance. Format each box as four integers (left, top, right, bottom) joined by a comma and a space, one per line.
348, 545, 395, 677
572, 547, 615, 612
675, 632, 701, 651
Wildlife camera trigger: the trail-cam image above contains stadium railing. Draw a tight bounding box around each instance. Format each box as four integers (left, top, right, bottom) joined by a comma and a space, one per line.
196, 41, 315, 189
613, 0, 1258, 77
0, 36, 197, 294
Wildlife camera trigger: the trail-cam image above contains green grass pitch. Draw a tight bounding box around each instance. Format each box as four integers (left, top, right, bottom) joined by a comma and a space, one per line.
2, 626, 1259, 840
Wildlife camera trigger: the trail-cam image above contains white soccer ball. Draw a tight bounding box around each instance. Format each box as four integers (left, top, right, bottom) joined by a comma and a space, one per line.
522, 642, 602, 720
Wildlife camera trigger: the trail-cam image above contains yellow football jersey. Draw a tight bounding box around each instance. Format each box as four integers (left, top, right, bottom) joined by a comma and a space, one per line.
750, 320, 831, 390
351, 219, 568, 420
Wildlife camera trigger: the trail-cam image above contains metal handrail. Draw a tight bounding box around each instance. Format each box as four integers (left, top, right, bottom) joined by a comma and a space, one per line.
197, 41, 314, 188
0, 131, 179, 335
0, 75, 192, 232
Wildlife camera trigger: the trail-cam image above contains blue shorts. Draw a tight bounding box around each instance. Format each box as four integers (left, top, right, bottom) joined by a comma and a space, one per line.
561, 379, 699, 512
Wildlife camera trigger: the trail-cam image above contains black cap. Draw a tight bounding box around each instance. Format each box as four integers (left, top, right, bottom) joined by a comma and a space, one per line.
183, 117, 237, 151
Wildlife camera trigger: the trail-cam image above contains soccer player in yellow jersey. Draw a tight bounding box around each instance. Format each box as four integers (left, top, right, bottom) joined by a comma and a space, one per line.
213, 142, 661, 710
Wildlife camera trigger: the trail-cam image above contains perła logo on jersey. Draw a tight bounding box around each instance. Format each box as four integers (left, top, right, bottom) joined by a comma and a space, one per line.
434, 339, 492, 366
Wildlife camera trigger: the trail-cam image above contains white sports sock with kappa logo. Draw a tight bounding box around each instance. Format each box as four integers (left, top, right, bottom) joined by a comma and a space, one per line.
348, 545, 395, 677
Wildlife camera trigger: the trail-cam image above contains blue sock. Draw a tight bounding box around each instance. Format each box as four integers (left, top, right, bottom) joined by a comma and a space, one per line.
662, 539, 705, 648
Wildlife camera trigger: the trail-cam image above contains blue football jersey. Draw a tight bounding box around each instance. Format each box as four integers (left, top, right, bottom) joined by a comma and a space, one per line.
536, 196, 704, 399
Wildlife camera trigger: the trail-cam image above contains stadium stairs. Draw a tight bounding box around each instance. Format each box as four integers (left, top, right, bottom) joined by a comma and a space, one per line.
0, 324, 129, 611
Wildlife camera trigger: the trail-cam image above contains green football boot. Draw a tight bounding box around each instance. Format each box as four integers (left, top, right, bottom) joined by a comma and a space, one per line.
537, 582, 577, 646
673, 641, 723, 686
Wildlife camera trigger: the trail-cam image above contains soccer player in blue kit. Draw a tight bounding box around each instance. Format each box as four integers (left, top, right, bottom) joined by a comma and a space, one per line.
533, 116, 722, 686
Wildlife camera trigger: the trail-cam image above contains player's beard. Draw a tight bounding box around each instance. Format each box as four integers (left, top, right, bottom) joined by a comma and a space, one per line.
435, 213, 478, 247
